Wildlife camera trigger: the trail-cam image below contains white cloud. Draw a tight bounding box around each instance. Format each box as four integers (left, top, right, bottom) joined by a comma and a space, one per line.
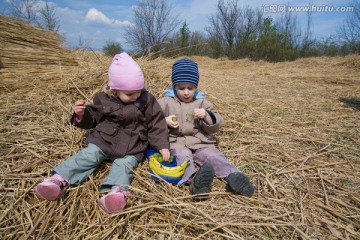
85, 8, 130, 26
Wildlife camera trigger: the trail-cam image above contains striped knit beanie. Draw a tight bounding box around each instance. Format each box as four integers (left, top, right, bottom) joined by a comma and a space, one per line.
171, 58, 199, 87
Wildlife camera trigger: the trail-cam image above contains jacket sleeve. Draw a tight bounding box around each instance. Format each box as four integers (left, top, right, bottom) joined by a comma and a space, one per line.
71, 93, 104, 129
157, 97, 168, 116
144, 94, 170, 150
200, 99, 223, 135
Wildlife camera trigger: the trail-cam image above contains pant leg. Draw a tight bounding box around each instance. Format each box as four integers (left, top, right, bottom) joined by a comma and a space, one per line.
171, 147, 197, 186
53, 143, 107, 185
100, 155, 138, 192
194, 147, 240, 178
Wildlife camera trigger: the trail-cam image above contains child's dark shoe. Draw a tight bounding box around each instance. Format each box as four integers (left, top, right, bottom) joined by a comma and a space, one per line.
34, 174, 67, 200
98, 187, 129, 214
190, 163, 215, 200
227, 172, 254, 197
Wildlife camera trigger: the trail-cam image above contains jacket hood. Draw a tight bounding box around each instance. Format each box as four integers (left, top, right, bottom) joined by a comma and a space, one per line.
164, 87, 205, 99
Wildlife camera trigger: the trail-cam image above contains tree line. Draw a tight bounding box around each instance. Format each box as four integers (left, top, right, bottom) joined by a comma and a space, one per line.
125, 0, 359, 61
3, 0, 360, 62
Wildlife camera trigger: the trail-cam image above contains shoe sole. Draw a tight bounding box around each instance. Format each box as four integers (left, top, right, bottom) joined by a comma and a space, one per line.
98, 193, 126, 214
34, 182, 62, 201
190, 163, 215, 196
227, 172, 254, 197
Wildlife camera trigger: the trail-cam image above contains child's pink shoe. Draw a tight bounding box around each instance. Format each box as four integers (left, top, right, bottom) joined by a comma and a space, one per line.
34, 174, 67, 200
98, 187, 130, 214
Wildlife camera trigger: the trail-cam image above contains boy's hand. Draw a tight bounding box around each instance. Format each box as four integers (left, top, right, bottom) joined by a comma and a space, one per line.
193, 108, 213, 125
193, 108, 207, 119
165, 115, 179, 128
159, 149, 170, 161
73, 100, 86, 120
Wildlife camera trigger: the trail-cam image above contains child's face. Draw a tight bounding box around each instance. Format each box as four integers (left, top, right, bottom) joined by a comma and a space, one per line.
174, 83, 196, 103
116, 90, 141, 103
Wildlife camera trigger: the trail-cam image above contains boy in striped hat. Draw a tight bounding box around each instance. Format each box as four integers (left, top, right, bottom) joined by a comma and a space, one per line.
158, 58, 254, 200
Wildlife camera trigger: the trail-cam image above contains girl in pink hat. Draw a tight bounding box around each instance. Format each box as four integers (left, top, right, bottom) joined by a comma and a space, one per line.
34, 53, 170, 214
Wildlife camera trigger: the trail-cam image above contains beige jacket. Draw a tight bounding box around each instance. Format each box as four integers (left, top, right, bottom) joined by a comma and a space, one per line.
158, 95, 223, 150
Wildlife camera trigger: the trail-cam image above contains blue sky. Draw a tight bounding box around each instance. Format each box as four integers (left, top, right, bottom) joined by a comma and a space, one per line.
0, 0, 354, 50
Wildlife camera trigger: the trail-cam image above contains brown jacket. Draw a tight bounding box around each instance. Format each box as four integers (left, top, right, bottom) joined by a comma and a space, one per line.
158, 95, 223, 150
72, 90, 169, 161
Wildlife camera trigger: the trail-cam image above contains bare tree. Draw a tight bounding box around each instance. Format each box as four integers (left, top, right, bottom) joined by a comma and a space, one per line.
238, 7, 262, 40
37, 1, 60, 33
339, 0, 360, 53
75, 35, 90, 50
207, 0, 241, 56
6, 0, 60, 33
276, 11, 301, 50
298, 2, 315, 56
189, 31, 208, 56
8, 0, 38, 25
235, 7, 263, 58
124, 0, 180, 53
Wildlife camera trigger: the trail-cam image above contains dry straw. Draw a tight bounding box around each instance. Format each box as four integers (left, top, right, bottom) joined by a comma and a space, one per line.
1, 16, 360, 239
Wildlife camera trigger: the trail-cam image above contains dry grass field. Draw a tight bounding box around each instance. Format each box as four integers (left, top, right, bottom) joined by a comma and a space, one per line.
1, 16, 360, 239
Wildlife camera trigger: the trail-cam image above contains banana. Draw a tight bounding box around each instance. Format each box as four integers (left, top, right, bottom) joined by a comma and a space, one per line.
149, 157, 189, 178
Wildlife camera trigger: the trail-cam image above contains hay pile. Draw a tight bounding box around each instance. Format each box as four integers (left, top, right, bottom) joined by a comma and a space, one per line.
1, 17, 360, 239
0, 15, 78, 81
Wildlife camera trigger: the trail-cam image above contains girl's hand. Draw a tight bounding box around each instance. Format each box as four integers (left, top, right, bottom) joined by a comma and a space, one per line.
73, 100, 86, 120
159, 149, 170, 161
166, 115, 179, 128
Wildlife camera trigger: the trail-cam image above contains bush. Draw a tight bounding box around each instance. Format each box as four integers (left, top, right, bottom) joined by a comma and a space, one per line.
103, 41, 122, 56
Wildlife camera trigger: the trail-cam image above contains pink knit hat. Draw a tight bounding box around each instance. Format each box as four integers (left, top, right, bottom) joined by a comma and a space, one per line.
108, 53, 144, 90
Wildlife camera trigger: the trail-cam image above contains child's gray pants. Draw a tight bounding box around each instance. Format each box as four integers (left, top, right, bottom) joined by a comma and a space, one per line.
53, 143, 138, 191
